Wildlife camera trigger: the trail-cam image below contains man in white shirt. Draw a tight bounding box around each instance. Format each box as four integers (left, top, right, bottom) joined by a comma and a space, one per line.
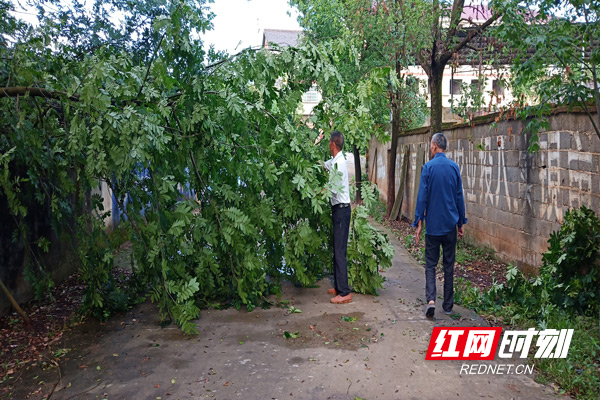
323, 130, 352, 304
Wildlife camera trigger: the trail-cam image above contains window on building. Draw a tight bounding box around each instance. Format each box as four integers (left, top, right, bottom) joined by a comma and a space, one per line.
470, 79, 481, 92
492, 79, 504, 96
450, 79, 463, 95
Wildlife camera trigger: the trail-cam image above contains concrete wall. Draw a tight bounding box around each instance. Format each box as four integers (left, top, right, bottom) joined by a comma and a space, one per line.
1, 176, 123, 314
92, 180, 120, 230
0, 176, 80, 314
368, 109, 600, 269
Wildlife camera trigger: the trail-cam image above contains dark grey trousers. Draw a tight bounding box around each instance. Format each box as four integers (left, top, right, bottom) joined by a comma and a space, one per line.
332, 205, 351, 296
425, 230, 457, 313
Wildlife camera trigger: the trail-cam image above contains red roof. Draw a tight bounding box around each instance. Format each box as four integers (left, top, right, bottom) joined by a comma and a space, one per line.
461, 5, 493, 22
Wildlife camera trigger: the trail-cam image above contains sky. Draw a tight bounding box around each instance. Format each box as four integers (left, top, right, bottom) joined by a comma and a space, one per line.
9, 0, 303, 55
202, 0, 302, 54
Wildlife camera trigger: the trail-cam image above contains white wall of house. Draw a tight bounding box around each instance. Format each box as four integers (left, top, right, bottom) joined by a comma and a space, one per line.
91, 181, 116, 229
298, 65, 515, 124
407, 64, 514, 112
300, 86, 322, 116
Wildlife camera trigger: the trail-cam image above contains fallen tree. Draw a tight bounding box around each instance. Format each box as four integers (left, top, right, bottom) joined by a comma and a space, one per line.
0, 0, 393, 332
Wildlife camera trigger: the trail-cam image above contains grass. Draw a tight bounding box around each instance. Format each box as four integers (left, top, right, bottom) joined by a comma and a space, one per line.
455, 235, 497, 264
366, 198, 387, 223
533, 312, 599, 399
107, 225, 129, 248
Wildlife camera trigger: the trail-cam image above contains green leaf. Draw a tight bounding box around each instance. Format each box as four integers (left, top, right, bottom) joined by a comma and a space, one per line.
289, 306, 302, 313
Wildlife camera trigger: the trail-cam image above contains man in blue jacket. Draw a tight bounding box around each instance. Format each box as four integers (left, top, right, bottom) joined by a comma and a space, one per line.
413, 132, 467, 317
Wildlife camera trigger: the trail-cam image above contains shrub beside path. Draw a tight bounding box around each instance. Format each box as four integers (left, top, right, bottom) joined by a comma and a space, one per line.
8, 223, 561, 400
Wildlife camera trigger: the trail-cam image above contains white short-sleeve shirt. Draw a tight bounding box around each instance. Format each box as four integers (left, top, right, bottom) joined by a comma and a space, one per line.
324, 151, 351, 206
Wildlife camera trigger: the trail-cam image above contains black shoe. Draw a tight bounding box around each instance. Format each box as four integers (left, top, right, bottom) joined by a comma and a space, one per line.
425, 303, 435, 318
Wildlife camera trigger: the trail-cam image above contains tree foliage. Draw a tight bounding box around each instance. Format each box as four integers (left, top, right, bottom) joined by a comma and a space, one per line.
292, 0, 428, 216
541, 206, 600, 315
492, 0, 600, 148
0, 0, 393, 333
414, 0, 502, 135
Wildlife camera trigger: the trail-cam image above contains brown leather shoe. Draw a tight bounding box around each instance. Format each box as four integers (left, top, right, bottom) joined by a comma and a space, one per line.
327, 288, 337, 295
330, 294, 352, 304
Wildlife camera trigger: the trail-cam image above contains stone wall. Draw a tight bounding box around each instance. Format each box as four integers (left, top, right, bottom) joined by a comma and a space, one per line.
368, 109, 600, 269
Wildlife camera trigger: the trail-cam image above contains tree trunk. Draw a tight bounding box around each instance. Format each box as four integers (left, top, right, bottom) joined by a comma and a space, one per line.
584, 9, 600, 140
429, 63, 445, 136
591, 61, 600, 140
353, 145, 362, 203
386, 94, 401, 217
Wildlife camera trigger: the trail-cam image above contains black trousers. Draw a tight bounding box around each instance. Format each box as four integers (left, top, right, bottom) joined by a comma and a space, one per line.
332, 205, 351, 296
425, 229, 457, 313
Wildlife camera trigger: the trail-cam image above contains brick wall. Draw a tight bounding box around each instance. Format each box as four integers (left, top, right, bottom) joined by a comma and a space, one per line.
368, 109, 600, 269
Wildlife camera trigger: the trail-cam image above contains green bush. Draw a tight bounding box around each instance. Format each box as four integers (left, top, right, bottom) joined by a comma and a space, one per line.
541, 206, 600, 315
454, 206, 600, 399
457, 206, 600, 323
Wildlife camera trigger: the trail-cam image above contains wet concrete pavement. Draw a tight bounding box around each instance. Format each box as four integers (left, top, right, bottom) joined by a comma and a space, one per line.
7, 223, 561, 400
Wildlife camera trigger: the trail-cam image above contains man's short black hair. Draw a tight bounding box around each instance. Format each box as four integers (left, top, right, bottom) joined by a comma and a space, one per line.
432, 132, 447, 150
330, 130, 344, 151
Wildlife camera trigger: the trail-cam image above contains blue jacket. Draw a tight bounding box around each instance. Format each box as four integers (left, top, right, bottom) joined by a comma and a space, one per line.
412, 152, 467, 236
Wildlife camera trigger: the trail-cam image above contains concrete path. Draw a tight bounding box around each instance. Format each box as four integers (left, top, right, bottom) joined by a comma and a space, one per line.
9, 223, 561, 400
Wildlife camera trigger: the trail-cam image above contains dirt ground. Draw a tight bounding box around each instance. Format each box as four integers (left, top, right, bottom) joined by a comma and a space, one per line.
0, 274, 85, 385
278, 311, 380, 351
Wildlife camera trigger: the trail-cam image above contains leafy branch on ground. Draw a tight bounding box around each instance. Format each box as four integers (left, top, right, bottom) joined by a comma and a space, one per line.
348, 182, 394, 295
1, 0, 394, 335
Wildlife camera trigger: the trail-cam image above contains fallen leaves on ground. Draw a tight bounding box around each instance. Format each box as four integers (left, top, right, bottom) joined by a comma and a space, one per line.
0, 273, 85, 384
1, 267, 132, 389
